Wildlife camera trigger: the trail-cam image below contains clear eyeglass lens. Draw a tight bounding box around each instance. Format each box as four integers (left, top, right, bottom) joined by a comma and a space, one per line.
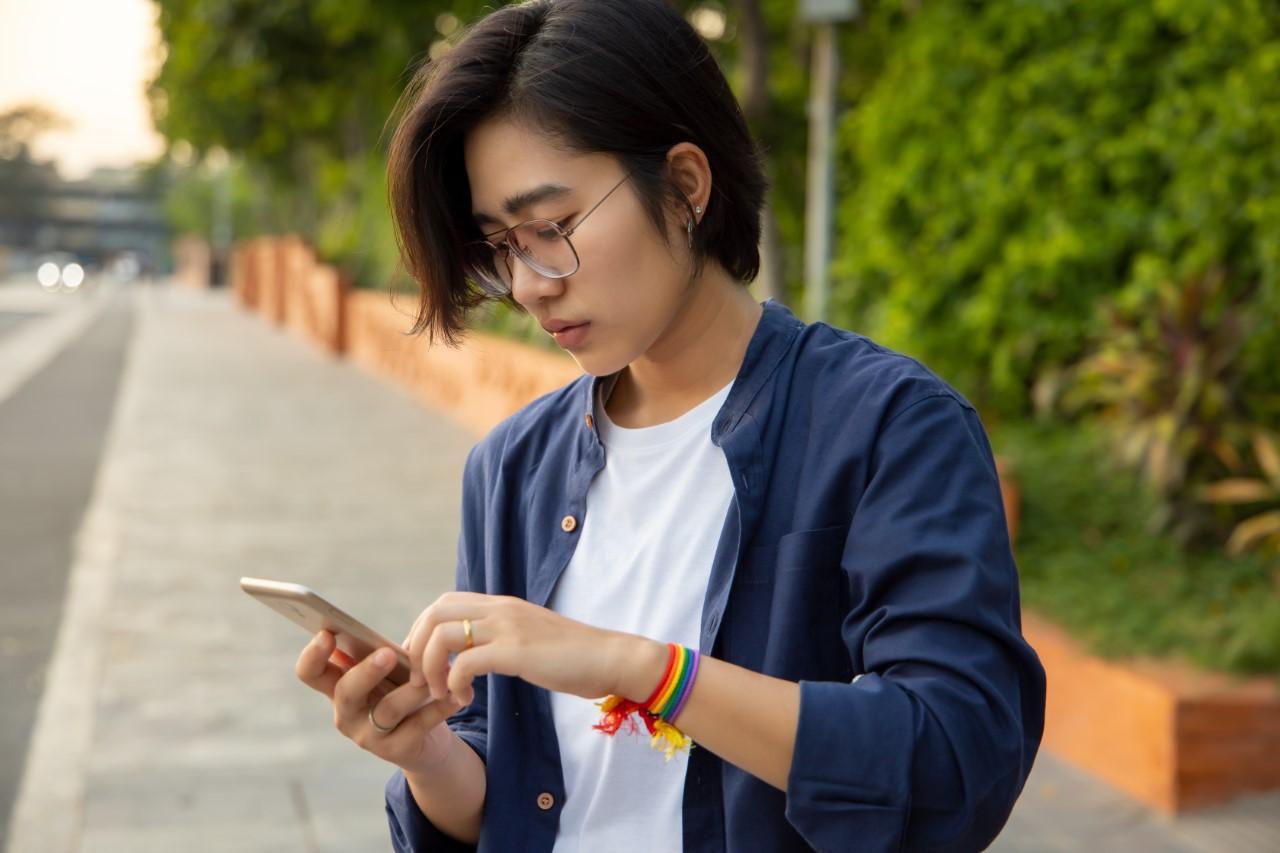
468, 221, 578, 296
509, 220, 576, 277
467, 242, 512, 295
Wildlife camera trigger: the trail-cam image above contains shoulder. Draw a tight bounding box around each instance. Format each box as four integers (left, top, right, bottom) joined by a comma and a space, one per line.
788, 320, 976, 427
463, 372, 591, 481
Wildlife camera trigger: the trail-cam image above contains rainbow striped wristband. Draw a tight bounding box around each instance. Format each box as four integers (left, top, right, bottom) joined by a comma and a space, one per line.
592, 642, 700, 760
644, 642, 700, 723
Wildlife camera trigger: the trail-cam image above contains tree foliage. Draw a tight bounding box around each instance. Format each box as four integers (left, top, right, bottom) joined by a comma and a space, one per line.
833, 0, 1280, 421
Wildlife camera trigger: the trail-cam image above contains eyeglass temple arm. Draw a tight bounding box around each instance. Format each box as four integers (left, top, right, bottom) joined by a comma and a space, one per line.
562, 171, 634, 237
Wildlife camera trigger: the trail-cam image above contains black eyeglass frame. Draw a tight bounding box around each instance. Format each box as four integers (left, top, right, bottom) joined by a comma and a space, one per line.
462, 170, 635, 297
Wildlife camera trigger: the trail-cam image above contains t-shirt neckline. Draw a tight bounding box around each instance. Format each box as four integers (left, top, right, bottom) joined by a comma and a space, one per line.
597, 377, 734, 451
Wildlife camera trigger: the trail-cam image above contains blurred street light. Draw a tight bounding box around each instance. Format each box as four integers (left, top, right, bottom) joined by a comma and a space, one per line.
62, 262, 84, 288
37, 262, 60, 288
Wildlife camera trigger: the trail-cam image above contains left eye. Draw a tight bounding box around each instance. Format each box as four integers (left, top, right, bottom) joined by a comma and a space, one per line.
533, 219, 573, 240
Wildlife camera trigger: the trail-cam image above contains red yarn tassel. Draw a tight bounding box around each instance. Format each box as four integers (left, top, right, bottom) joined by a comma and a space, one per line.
592, 695, 648, 736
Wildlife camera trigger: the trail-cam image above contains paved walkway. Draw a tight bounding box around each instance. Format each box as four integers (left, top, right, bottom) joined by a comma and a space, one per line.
7, 283, 474, 852
4, 282, 1276, 851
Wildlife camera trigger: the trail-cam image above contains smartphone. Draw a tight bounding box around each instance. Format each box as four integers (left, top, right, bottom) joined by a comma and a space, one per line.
240, 576, 413, 688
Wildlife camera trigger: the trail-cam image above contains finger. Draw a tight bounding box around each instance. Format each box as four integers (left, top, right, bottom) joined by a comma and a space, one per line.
404, 608, 434, 687
295, 631, 344, 698
407, 607, 437, 689
423, 620, 471, 701
406, 594, 497, 688
445, 646, 492, 706
366, 678, 445, 734
402, 608, 429, 650
358, 690, 465, 760
333, 646, 401, 720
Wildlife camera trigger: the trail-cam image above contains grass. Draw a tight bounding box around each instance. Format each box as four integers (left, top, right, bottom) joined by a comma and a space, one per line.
988, 419, 1280, 678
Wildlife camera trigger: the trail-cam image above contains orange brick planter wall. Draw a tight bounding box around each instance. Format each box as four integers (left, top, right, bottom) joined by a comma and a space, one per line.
232, 236, 349, 356
229, 243, 256, 308
279, 240, 349, 355
252, 238, 283, 325
344, 289, 580, 434
1024, 612, 1280, 813
280, 236, 313, 340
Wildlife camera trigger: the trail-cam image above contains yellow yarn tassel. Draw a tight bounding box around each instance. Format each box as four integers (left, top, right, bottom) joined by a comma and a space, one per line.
650, 718, 693, 762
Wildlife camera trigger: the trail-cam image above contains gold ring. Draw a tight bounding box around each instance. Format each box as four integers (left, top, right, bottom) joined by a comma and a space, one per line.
462, 618, 474, 649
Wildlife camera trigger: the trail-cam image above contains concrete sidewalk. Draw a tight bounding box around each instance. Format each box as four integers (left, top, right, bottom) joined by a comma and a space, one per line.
6, 282, 1276, 851
8, 283, 476, 852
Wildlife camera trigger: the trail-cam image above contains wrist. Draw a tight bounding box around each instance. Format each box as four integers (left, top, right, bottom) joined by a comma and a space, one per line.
612, 634, 671, 703
405, 722, 462, 777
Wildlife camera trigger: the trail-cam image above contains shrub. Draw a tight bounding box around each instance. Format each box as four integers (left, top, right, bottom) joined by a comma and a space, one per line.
832, 0, 1280, 419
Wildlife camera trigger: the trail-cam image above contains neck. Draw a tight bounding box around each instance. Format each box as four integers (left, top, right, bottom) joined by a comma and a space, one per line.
606, 266, 763, 429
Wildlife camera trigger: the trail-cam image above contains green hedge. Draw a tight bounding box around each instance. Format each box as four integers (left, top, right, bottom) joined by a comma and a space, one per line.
833, 0, 1280, 417
992, 419, 1280, 676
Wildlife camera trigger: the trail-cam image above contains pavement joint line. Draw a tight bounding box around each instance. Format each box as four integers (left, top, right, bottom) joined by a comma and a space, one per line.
288, 777, 321, 853
3, 286, 142, 853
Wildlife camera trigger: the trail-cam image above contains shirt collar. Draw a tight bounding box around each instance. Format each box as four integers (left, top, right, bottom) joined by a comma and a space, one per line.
579, 298, 805, 443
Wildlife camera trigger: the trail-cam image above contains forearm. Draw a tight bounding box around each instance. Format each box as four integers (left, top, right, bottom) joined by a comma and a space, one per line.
404, 727, 487, 845
615, 636, 801, 791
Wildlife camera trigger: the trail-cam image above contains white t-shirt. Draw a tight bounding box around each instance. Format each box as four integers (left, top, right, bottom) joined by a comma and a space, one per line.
546, 376, 736, 852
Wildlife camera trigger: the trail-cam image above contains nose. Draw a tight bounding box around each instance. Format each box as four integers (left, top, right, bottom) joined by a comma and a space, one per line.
509, 258, 566, 308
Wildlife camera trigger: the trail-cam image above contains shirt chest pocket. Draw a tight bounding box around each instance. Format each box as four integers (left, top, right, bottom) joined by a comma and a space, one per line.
732, 523, 853, 679
740, 523, 848, 585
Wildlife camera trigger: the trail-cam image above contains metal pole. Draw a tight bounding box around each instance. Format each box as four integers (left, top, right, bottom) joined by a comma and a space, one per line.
211, 154, 233, 286
804, 21, 838, 324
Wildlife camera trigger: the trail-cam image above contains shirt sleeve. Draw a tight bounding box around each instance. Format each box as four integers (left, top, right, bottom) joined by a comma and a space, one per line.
783, 392, 1047, 852
385, 443, 492, 852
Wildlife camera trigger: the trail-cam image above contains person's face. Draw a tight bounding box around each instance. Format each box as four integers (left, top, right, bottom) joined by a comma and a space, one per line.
463, 117, 694, 376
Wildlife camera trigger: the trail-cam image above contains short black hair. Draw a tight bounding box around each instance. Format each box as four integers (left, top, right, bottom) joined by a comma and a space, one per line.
385, 0, 767, 345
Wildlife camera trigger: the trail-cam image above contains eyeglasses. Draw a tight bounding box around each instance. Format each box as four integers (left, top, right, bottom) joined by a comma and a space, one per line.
463, 171, 633, 298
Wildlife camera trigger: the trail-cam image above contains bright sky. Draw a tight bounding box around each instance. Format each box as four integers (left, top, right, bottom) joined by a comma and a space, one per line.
0, 0, 167, 179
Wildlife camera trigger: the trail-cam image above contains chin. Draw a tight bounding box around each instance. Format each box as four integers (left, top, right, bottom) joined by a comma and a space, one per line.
569, 347, 631, 379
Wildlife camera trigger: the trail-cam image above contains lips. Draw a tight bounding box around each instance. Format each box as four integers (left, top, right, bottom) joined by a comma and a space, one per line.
545, 321, 590, 349
540, 319, 587, 333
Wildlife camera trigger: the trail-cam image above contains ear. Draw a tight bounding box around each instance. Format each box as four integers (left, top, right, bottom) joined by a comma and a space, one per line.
664, 142, 711, 223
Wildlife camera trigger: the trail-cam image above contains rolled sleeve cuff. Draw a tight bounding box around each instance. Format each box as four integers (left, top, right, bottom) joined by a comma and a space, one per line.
784, 677, 912, 852
384, 731, 487, 853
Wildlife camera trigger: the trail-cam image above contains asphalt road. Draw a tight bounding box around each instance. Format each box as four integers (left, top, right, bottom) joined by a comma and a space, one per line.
0, 286, 134, 847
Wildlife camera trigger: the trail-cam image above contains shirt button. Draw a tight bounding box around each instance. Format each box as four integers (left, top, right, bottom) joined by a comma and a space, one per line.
537, 792, 555, 810
585, 413, 594, 430
561, 515, 577, 533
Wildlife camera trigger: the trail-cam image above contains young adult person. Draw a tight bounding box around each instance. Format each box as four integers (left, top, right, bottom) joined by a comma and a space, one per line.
295, 1, 1046, 850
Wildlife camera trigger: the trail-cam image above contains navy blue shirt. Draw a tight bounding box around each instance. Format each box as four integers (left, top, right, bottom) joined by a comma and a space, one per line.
385, 299, 1046, 852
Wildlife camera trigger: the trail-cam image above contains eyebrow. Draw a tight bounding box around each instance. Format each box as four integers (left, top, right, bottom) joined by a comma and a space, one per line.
472, 183, 573, 230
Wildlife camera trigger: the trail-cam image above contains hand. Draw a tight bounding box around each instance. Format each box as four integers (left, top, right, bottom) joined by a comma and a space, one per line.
295, 629, 467, 775
403, 591, 653, 706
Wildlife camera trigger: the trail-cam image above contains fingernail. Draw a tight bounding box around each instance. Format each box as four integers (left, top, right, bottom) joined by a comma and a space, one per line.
374, 649, 393, 667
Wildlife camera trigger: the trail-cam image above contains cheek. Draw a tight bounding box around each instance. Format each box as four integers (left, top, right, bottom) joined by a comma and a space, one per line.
566, 207, 689, 372
581, 218, 684, 321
